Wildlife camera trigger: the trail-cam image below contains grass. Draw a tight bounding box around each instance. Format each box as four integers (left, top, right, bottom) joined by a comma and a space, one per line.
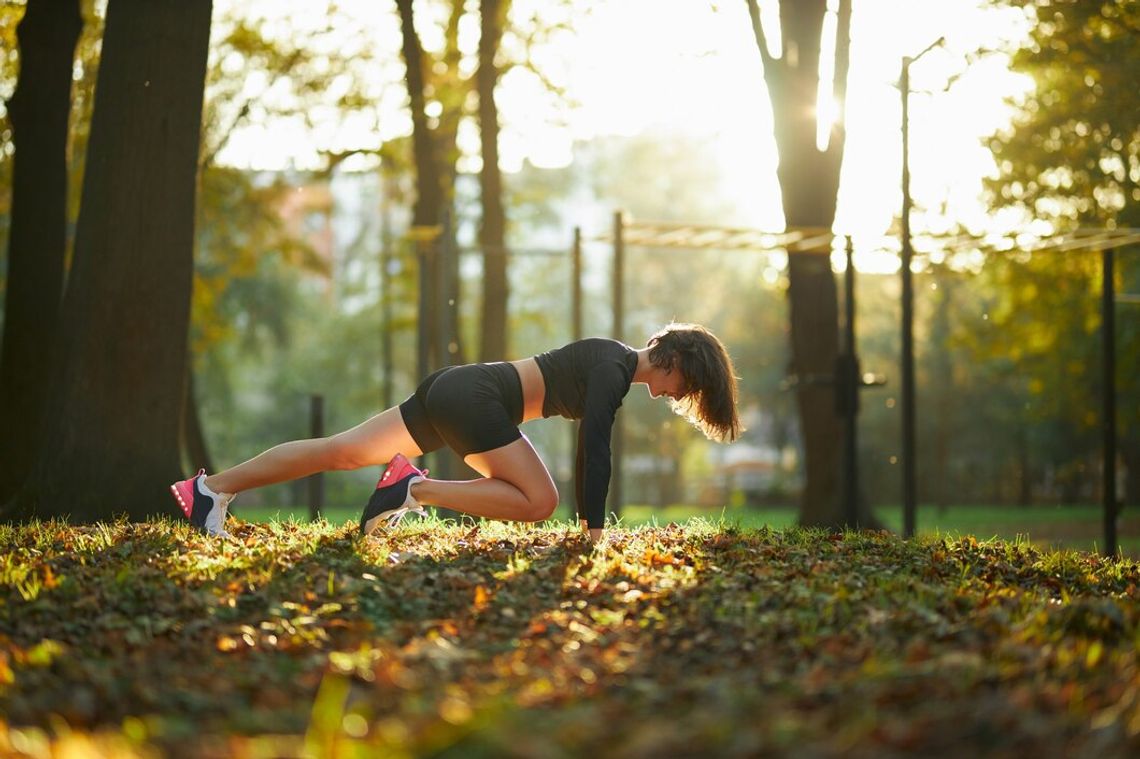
237, 500, 1139, 558
1, 516, 1138, 756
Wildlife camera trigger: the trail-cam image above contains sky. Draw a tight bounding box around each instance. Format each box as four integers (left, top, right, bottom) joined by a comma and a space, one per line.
212, 0, 1035, 268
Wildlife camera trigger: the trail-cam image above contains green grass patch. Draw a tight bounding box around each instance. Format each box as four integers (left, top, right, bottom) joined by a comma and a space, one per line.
240, 501, 1138, 558
2, 517, 1139, 756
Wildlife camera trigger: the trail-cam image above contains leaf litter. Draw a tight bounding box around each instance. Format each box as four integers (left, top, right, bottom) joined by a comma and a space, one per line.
0, 517, 1138, 757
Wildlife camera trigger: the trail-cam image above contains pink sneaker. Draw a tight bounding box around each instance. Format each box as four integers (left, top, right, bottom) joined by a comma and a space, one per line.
359, 454, 428, 535
374, 453, 425, 490
170, 469, 233, 538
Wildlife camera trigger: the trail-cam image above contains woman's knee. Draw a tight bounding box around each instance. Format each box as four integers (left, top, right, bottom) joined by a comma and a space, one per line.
519, 484, 559, 522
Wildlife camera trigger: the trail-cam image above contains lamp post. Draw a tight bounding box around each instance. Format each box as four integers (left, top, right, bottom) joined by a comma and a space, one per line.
900, 36, 943, 539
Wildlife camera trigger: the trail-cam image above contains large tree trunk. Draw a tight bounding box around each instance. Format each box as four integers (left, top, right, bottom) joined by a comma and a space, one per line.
7, 0, 212, 521
396, 0, 449, 377
0, 0, 83, 503
437, 0, 467, 367
395, 0, 444, 230
181, 363, 214, 475
788, 252, 842, 526
477, 0, 509, 362
747, 0, 876, 528
395, 0, 469, 494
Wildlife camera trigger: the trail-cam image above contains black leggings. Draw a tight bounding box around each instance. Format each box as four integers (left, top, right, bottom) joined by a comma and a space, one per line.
398, 362, 524, 457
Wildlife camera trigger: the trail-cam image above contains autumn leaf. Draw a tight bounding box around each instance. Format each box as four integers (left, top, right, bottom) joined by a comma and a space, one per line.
0, 518, 1137, 757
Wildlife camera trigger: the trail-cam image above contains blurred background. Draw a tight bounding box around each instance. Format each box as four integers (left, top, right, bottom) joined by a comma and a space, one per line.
0, 0, 1136, 553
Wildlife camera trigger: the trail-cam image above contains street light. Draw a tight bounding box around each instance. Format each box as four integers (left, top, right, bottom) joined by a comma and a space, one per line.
900, 36, 944, 539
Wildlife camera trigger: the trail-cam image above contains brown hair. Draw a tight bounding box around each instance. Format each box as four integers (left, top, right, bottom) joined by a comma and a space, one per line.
647, 323, 742, 443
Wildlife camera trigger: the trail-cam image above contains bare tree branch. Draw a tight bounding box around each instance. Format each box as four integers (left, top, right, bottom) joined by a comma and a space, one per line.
744, 0, 778, 77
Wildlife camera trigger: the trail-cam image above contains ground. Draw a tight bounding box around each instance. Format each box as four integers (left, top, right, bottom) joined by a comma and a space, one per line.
1, 517, 1138, 757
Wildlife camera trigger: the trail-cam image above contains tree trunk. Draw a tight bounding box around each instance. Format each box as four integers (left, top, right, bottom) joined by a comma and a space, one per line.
395, 0, 470, 497
181, 362, 214, 474
478, 0, 509, 362
0, 0, 83, 502
395, 0, 445, 231
436, 0, 467, 367
747, 0, 867, 528
7, 0, 212, 521
788, 252, 842, 526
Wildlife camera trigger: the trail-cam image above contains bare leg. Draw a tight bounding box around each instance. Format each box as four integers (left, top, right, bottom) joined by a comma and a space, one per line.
204, 407, 423, 495
409, 436, 559, 523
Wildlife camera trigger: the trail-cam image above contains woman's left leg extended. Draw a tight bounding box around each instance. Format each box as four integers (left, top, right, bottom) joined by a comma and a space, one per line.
409, 436, 559, 523
205, 407, 423, 495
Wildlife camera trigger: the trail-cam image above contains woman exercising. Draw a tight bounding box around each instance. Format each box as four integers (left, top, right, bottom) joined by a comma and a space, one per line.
171, 323, 741, 540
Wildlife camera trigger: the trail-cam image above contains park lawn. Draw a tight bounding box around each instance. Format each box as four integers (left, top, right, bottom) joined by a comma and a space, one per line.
238, 501, 1140, 557
2, 518, 1139, 757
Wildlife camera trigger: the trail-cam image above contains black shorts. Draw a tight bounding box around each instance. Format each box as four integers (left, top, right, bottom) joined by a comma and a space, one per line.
398, 362, 524, 457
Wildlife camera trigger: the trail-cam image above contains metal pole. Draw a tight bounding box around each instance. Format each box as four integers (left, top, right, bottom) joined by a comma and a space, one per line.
308, 394, 325, 520
611, 211, 625, 519
435, 210, 456, 487
612, 211, 625, 345
380, 174, 394, 409
570, 227, 584, 521
899, 37, 941, 539
438, 208, 457, 369
416, 238, 432, 390
1102, 248, 1117, 557
842, 236, 859, 527
414, 230, 435, 480
900, 55, 917, 539
572, 227, 583, 342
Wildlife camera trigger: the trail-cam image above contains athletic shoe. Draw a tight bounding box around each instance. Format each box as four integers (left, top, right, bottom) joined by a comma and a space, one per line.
374, 453, 424, 490
360, 454, 428, 535
170, 469, 234, 538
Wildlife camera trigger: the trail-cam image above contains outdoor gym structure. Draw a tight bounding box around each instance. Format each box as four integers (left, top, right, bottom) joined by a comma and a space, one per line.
395, 213, 1138, 556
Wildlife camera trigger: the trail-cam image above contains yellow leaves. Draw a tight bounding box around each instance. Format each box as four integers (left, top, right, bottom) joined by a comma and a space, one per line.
8, 519, 1140, 755
620, 588, 644, 603
438, 689, 474, 725
567, 620, 600, 644
0, 651, 13, 686
40, 566, 59, 591
642, 547, 673, 566
216, 635, 239, 652
17, 639, 67, 668
473, 584, 490, 612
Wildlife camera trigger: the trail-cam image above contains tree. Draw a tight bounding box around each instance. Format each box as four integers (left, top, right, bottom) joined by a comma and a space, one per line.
394, 0, 469, 490
744, 0, 880, 527
7, 0, 213, 521
984, 0, 1140, 504
0, 0, 82, 502
477, 0, 510, 362
395, 0, 458, 360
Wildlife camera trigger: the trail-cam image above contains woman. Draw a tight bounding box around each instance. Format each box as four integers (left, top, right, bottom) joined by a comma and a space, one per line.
171, 323, 741, 540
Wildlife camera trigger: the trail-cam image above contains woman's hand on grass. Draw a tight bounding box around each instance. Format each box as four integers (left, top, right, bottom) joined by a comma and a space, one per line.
579, 519, 603, 543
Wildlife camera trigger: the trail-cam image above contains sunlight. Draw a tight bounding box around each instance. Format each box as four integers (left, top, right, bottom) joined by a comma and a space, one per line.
208, 0, 1035, 244
816, 0, 840, 152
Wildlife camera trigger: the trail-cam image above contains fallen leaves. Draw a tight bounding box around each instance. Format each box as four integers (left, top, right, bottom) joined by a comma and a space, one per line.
0, 519, 1139, 756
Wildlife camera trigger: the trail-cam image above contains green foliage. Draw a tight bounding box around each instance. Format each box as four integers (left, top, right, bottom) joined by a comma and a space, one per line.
976, 0, 1140, 500
1, 519, 1138, 755
0, 3, 22, 222
987, 0, 1140, 226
